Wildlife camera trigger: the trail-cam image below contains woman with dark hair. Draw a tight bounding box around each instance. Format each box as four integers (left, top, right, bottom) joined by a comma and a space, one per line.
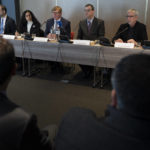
16, 10, 44, 37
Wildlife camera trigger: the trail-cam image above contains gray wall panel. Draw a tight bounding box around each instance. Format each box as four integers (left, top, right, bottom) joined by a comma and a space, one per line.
57, 0, 97, 37
20, 0, 56, 29
20, 0, 149, 40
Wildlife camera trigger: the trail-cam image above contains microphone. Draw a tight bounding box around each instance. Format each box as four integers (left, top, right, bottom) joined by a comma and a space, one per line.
112, 26, 129, 43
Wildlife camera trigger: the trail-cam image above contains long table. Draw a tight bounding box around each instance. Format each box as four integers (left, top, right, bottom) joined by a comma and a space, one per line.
8, 39, 150, 87
8, 39, 150, 69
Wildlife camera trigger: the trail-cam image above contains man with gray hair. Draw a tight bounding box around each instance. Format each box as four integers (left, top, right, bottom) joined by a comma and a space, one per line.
112, 9, 148, 45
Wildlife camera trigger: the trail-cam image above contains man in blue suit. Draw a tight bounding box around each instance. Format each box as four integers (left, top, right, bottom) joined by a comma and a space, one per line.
45, 6, 71, 39
0, 5, 16, 35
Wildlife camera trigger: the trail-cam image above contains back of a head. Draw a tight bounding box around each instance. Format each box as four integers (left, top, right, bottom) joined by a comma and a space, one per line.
111, 54, 150, 118
0, 38, 15, 86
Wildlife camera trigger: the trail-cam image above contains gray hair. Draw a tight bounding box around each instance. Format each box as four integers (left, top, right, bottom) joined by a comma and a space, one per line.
127, 9, 139, 16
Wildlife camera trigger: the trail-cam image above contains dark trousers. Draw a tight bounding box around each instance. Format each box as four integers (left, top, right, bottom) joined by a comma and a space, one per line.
79, 65, 93, 77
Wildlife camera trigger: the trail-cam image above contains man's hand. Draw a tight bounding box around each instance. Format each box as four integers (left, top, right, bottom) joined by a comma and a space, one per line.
115, 38, 123, 43
127, 39, 137, 46
47, 33, 56, 40
15, 31, 20, 37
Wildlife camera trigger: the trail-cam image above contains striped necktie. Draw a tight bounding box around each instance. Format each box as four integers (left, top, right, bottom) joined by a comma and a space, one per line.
87, 21, 92, 33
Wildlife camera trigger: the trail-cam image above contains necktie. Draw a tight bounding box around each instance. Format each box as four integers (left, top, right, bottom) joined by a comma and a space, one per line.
0, 18, 4, 34
88, 21, 92, 33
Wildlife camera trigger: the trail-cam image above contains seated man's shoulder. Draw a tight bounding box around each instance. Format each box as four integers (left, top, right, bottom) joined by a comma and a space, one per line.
136, 21, 146, 28
6, 16, 15, 23
61, 17, 70, 24
7, 106, 33, 124
79, 19, 87, 24
96, 17, 104, 23
118, 23, 129, 30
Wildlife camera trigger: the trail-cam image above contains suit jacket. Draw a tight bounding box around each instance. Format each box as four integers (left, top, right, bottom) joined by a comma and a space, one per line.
77, 17, 105, 40
55, 106, 150, 150
18, 22, 44, 37
112, 21, 148, 43
45, 17, 71, 38
0, 93, 51, 150
0, 16, 16, 35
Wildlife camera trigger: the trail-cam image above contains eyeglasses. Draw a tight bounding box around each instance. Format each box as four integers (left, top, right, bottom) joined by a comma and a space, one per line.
52, 11, 60, 14
25, 14, 31, 17
126, 15, 135, 18
84, 9, 92, 12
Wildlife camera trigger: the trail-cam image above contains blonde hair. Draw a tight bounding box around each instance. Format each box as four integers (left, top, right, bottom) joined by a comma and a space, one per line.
127, 9, 139, 16
52, 6, 62, 13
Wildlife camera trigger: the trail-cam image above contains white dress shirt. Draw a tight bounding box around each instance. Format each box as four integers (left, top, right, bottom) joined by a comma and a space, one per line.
27, 21, 33, 33
0, 15, 7, 34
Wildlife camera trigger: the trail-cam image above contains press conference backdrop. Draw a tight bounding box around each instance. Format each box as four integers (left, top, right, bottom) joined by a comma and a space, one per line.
20, 0, 150, 40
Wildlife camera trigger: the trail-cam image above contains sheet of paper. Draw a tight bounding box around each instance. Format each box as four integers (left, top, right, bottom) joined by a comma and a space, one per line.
33, 37, 48, 42
72, 40, 91, 46
3, 35, 15, 40
115, 42, 134, 49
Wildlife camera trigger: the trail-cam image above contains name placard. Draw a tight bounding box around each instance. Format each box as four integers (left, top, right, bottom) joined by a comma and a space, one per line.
33, 37, 48, 42
115, 42, 134, 49
72, 40, 91, 46
3, 35, 15, 40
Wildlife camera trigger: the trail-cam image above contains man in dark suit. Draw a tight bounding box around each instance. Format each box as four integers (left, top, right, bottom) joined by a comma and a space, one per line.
45, 6, 71, 39
0, 38, 51, 150
77, 4, 105, 77
0, 5, 16, 35
112, 9, 148, 45
77, 4, 105, 40
55, 54, 150, 150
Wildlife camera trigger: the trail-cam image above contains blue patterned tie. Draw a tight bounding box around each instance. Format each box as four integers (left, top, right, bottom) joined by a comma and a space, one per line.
0, 18, 4, 34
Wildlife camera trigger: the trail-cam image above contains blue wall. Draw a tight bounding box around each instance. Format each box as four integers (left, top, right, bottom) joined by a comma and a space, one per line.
1, 0, 16, 21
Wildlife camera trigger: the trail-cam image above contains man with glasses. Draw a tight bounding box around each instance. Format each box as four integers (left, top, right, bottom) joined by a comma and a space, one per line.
45, 6, 71, 39
77, 4, 105, 78
112, 9, 148, 45
77, 4, 105, 40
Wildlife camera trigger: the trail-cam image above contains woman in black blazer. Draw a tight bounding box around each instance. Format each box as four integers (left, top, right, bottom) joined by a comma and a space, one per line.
17, 10, 44, 37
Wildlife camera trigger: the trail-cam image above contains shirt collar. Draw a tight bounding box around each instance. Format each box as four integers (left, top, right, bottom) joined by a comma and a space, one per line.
54, 18, 61, 22
1, 15, 7, 19
87, 17, 94, 24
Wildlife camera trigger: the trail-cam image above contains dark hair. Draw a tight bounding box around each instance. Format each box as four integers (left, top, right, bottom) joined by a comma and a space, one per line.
0, 38, 15, 85
111, 54, 150, 118
18, 10, 41, 33
85, 4, 95, 10
0, 5, 7, 14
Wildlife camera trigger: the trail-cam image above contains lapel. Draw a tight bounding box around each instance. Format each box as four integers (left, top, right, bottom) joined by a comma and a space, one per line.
30, 23, 36, 33
5, 16, 9, 28
83, 19, 88, 34
60, 18, 64, 27
90, 17, 97, 33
